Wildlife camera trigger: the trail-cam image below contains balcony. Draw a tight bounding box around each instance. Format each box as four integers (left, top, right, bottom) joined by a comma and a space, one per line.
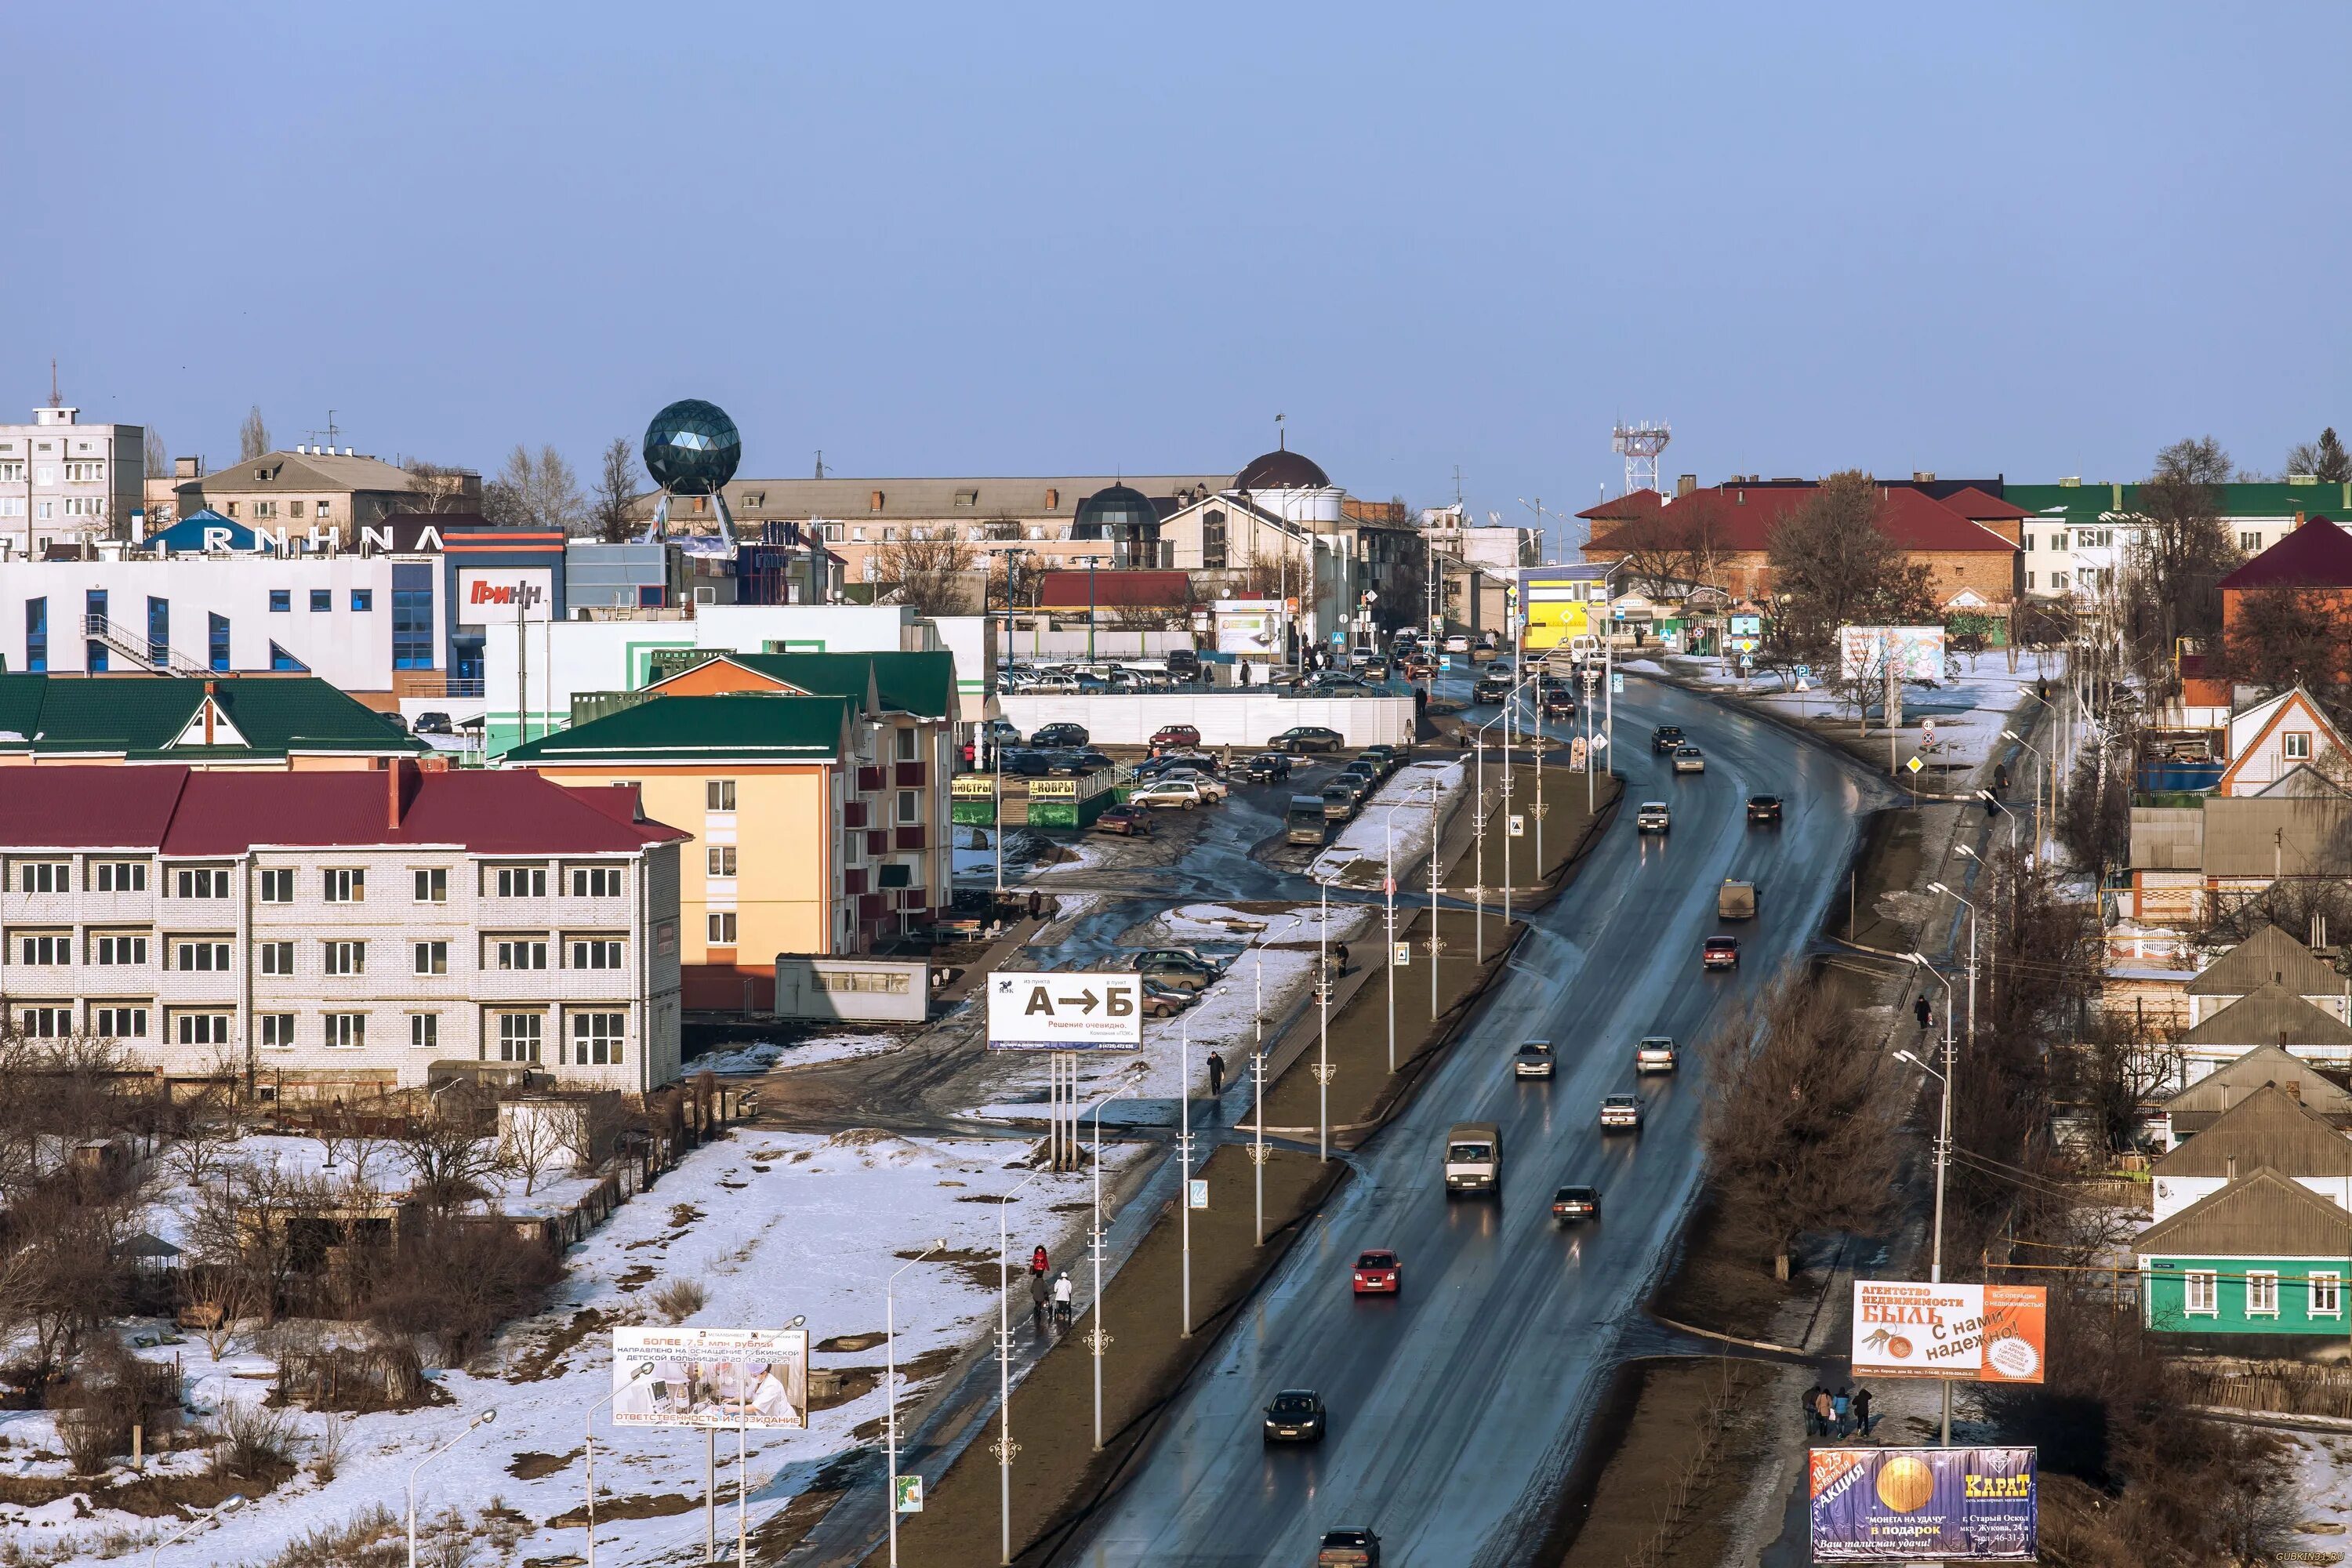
843, 801, 869, 830
894, 760, 927, 789
857, 893, 887, 921
866, 830, 887, 857
898, 887, 928, 911
844, 868, 868, 897
893, 826, 927, 852
857, 766, 884, 793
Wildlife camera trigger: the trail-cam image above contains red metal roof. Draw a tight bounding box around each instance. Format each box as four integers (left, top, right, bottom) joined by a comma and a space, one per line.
2220, 517, 2352, 590
0, 764, 686, 856
1038, 569, 1192, 608
1938, 486, 2031, 521
1584, 484, 2016, 554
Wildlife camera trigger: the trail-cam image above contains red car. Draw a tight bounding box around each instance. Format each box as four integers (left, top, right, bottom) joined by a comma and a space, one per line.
1352, 1249, 1400, 1295
1092, 804, 1156, 837
1703, 937, 1740, 971
1150, 724, 1203, 750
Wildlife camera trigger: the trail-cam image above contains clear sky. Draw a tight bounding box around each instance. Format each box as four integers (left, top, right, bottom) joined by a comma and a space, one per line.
8, 2, 2348, 553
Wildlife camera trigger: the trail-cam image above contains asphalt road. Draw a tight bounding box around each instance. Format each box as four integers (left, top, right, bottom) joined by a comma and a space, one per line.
1060, 672, 1889, 1568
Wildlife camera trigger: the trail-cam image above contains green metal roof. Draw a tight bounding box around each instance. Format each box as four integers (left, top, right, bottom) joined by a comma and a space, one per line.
0, 673, 423, 759
688, 651, 958, 720
2007, 480, 2352, 528
501, 693, 854, 764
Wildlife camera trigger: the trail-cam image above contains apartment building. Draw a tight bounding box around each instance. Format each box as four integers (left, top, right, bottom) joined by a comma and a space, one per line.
2009, 479, 2352, 600
0, 763, 686, 1097
172, 448, 478, 549
0, 405, 147, 557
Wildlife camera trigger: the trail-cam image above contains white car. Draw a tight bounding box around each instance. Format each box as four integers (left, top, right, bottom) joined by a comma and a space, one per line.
1443, 634, 1471, 654
1129, 779, 1207, 810
1672, 746, 1707, 775
1635, 800, 1671, 833
1635, 1036, 1678, 1073
1158, 767, 1227, 801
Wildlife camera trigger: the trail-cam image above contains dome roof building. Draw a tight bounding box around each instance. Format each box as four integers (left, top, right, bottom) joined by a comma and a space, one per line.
1233, 447, 1330, 492
1069, 483, 1160, 542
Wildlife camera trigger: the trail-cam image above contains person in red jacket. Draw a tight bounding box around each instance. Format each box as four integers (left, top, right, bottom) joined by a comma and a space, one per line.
1030, 1245, 1048, 1277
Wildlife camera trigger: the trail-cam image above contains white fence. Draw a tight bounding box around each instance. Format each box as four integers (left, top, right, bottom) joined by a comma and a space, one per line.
998, 692, 1414, 748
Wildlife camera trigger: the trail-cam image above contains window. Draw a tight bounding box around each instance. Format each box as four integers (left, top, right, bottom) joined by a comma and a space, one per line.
571, 866, 622, 897
324, 1013, 366, 1050
2285, 732, 2313, 760
2241, 532, 2263, 553
572, 1011, 625, 1065
63, 461, 104, 482
175, 1013, 230, 1046
256, 500, 277, 521
392, 564, 434, 670
811, 967, 914, 994
176, 868, 228, 899
25, 597, 45, 673
350, 590, 373, 612
898, 789, 918, 823
20, 1007, 72, 1038
495, 866, 546, 898
706, 780, 737, 812
2314, 1272, 2343, 1318
494, 938, 548, 971
258, 869, 294, 903
322, 941, 365, 976
270, 590, 290, 613
260, 942, 295, 975
261, 1014, 296, 1049
895, 727, 916, 761
20, 861, 68, 893
2025, 572, 2036, 590
569, 938, 622, 970
146, 596, 169, 666
2247, 1270, 2280, 1316
208, 612, 230, 672
268, 641, 308, 672
707, 846, 738, 877
310, 589, 332, 613
707, 912, 738, 946
497, 1013, 543, 1062
93, 1007, 147, 1039
2020, 534, 2034, 553
655, 920, 677, 956
19, 934, 68, 964
92, 934, 148, 966
315, 500, 331, 520
414, 941, 448, 975
322, 868, 365, 902
172, 939, 230, 971
410, 1013, 438, 1051
415, 868, 448, 902
93, 861, 145, 892
2050, 571, 2069, 591
2184, 1270, 2219, 1316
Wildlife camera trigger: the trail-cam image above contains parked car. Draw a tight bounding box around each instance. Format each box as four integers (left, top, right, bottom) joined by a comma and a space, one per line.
1512, 1040, 1556, 1080
1672, 746, 1706, 774
378, 710, 411, 733
1093, 804, 1156, 837
1338, 761, 1381, 795
979, 718, 1023, 748
1138, 979, 1193, 1017
1263, 1389, 1327, 1443
1051, 749, 1116, 775
1151, 724, 1203, 750
1316, 1529, 1382, 1568
1599, 1094, 1643, 1131
1353, 748, 1399, 777
1650, 724, 1685, 754
1240, 751, 1294, 783
1072, 673, 1110, 694
1321, 782, 1362, 821
1552, 1185, 1601, 1223
1351, 1249, 1400, 1296
1129, 953, 1219, 989
1325, 774, 1370, 810
1000, 749, 1053, 778
1032, 722, 1090, 748
1132, 947, 1229, 974
412, 710, 454, 735
1635, 800, 1671, 833
1272, 726, 1345, 754
1158, 768, 1228, 801
1635, 1036, 1679, 1073
1747, 793, 1784, 824
1165, 648, 1201, 681
1443, 634, 1471, 654
1703, 936, 1741, 970
1129, 779, 1207, 811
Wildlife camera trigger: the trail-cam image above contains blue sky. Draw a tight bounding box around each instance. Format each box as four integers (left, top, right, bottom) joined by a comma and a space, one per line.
7, 2, 2347, 552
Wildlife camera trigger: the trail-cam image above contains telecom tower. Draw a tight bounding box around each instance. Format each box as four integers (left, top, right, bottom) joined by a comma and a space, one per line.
1611, 420, 1672, 496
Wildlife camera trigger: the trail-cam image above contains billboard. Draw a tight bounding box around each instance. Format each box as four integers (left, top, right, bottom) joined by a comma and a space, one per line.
1853, 1282, 2046, 1383
611, 1326, 811, 1430
457, 566, 555, 624
1838, 625, 1945, 683
1214, 600, 1279, 657
1516, 569, 1599, 652
1809, 1446, 2037, 1562
985, 970, 1143, 1050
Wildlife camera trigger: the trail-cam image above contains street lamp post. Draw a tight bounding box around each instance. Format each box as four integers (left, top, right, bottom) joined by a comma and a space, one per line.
887, 1243, 946, 1566
1252, 956, 1266, 1247
1179, 1017, 1194, 1338
1931, 876, 1981, 1054
995, 1169, 1044, 1566
2001, 728, 2054, 863
1384, 807, 1396, 1074
150, 1494, 245, 1567
409, 1410, 497, 1568
1904, 953, 1959, 1447
1317, 878, 1331, 1163
1089, 1061, 1149, 1449
1473, 731, 1487, 962
586, 1363, 655, 1568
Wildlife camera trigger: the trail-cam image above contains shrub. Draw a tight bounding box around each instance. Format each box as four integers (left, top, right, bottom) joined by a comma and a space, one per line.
652, 1278, 707, 1323
363, 1221, 561, 1367
256, 1502, 404, 1568
214, 1399, 297, 1479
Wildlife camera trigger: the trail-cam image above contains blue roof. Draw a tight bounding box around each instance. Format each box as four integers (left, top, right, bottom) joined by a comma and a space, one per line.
144, 509, 268, 554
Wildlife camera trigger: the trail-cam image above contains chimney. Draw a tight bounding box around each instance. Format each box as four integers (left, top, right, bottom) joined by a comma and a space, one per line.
1044, 488, 1058, 509
1676, 474, 1697, 499
386, 757, 418, 830
2226, 1155, 2238, 1180
2288, 1080, 2304, 1103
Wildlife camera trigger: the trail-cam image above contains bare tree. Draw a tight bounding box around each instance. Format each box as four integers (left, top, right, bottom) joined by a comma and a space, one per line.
397, 1115, 502, 1214
166, 1108, 241, 1191
2220, 583, 2352, 723
1765, 471, 1937, 659
494, 1102, 573, 1197
2122, 441, 2244, 700
1610, 509, 1725, 602
2287, 426, 2351, 483
238, 405, 270, 462
183, 1160, 339, 1327
589, 437, 641, 543
400, 460, 485, 514
142, 426, 168, 483
176, 1267, 261, 1359
872, 535, 978, 618
2055, 1011, 2176, 1158
2056, 734, 2135, 884
481, 445, 586, 533
1238, 547, 1308, 603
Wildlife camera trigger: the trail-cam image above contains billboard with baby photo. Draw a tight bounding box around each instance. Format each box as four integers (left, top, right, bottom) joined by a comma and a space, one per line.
611, 1326, 811, 1430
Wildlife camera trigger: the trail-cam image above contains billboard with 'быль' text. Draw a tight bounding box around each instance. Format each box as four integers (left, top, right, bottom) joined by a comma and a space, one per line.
1852, 1281, 2045, 1382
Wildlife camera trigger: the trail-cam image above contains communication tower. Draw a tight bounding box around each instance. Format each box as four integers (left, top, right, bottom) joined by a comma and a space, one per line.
1611, 421, 1672, 496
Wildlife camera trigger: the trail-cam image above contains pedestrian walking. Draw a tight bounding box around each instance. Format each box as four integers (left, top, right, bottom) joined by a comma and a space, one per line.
1029, 1269, 1051, 1331
1030, 1244, 1048, 1277
1027, 890, 1044, 922
1813, 1389, 1835, 1436
1802, 1383, 1824, 1438
1207, 1051, 1225, 1097
1915, 995, 1932, 1031
1053, 1270, 1074, 1327
1851, 1385, 1875, 1438
1831, 1388, 1852, 1438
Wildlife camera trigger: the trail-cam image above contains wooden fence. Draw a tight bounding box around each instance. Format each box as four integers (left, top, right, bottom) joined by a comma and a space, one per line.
2173, 1359, 2352, 1420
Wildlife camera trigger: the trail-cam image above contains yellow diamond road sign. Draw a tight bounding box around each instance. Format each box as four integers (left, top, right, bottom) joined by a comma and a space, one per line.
1906, 755, 1924, 775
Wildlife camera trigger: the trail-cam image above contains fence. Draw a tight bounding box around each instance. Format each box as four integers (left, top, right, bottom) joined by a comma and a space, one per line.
2174, 1358, 2352, 1419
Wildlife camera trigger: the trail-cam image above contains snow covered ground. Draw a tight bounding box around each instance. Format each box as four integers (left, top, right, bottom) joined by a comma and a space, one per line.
689, 1030, 910, 1078
1309, 758, 1465, 887
22, 1127, 1131, 1568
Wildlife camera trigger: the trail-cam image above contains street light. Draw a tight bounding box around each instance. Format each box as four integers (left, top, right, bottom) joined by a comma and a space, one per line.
1973, 791, 2020, 850
994, 1168, 1044, 1565
1904, 952, 1958, 1447
150, 1494, 245, 1566
2001, 729, 2054, 862
1089, 1061, 1150, 1449
585, 1362, 655, 1568
1926, 881, 1980, 1052
887, 1244, 946, 1567
409, 1409, 497, 1568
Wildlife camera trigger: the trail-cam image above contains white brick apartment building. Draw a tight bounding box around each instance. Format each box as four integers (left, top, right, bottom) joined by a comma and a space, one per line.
0, 763, 686, 1097
0, 405, 147, 557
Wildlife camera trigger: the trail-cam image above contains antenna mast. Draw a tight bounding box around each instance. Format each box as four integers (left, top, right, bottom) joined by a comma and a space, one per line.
1611, 420, 1672, 496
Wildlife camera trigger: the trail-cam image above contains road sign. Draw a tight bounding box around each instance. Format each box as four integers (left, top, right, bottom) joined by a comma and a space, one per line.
1508, 815, 1526, 837
1188, 1178, 1209, 1210
1610, 672, 1624, 693
1393, 942, 1410, 967
1591, 732, 1608, 750
1739, 654, 1754, 669
895, 1475, 924, 1514
1905, 755, 1924, 775
985, 971, 1144, 1050
1439, 656, 1454, 671
1795, 664, 1813, 680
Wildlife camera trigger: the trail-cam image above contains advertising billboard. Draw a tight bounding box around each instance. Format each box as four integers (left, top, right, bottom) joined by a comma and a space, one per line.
1809, 1446, 2037, 1562
985, 970, 1144, 1050
1516, 570, 1598, 652
1852, 1282, 2046, 1383
611, 1326, 810, 1430
1214, 600, 1279, 657
457, 566, 555, 624
1838, 625, 1945, 683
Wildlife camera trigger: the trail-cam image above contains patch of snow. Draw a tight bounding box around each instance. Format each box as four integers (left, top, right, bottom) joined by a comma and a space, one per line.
1309, 759, 1465, 887
691, 1031, 905, 1077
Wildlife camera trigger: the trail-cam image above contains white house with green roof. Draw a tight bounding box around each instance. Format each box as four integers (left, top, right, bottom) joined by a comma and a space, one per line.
2006, 479, 2352, 601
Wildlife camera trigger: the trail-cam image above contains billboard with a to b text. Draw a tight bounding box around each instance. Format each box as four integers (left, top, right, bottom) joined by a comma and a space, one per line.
1810, 1446, 2036, 1561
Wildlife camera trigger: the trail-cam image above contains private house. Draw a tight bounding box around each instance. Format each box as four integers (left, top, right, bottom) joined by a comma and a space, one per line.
2177, 982, 2352, 1075
2217, 516, 2352, 662
2186, 924, 2348, 1026
2138, 1167, 2352, 1348
2150, 1086, 2352, 1221
2216, 688, 2351, 797
2124, 793, 2352, 925
2155, 1044, 2352, 1149
0, 673, 422, 769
